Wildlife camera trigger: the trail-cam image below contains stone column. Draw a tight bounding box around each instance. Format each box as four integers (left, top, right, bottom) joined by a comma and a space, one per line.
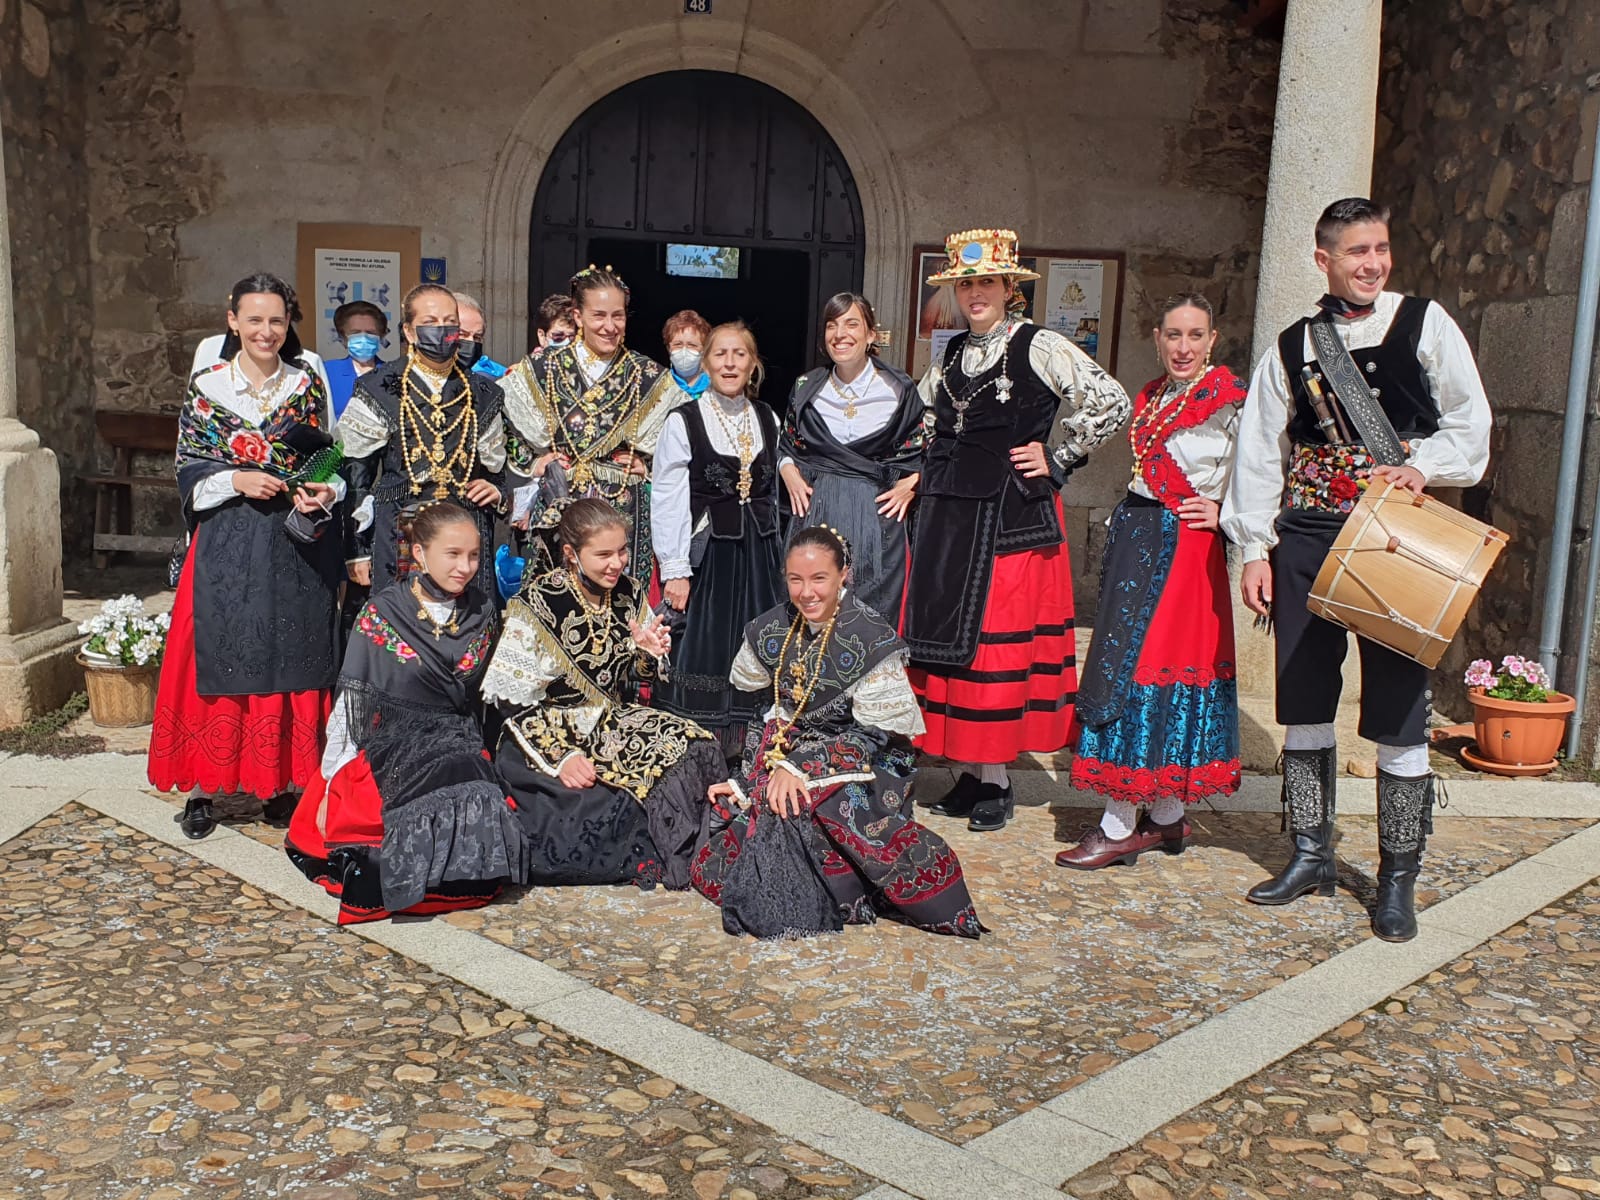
0, 100, 82, 724
1251, 0, 1384, 363
1235, 0, 1383, 768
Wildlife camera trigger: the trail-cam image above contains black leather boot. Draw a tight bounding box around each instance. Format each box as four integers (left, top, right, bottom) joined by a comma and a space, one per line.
1247, 746, 1338, 905
1372, 768, 1433, 942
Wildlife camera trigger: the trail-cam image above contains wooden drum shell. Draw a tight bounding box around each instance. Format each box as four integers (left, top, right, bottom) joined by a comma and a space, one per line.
1307, 481, 1509, 669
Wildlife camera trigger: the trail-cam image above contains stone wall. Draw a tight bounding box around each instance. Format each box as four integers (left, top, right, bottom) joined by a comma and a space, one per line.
0, 0, 96, 551
1375, 0, 1600, 734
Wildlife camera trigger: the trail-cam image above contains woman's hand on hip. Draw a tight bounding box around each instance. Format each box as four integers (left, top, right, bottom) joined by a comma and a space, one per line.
1009, 442, 1051, 479
1176, 495, 1220, 531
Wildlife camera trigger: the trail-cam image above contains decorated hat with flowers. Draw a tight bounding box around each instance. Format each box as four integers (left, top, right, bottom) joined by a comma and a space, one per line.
926, 228, 1040, 286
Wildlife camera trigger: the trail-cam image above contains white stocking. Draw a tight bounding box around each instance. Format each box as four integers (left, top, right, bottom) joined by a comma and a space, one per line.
979, 763, 1010, 788
1099, 798, 1138, 839
1148, 795, 1187, 826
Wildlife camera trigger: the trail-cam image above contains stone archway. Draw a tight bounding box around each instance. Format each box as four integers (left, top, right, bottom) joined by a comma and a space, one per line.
480, 20, 909, 358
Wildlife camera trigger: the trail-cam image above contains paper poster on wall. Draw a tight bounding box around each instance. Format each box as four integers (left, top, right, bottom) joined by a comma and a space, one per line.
313, 249, 401, 351
1037, 259, 1105, 359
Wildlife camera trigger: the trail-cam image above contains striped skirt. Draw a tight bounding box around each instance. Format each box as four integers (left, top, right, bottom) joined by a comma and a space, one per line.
908, 537, 1076, 764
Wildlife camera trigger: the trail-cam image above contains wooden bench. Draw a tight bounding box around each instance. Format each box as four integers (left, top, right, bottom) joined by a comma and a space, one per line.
82, 411, 180, 568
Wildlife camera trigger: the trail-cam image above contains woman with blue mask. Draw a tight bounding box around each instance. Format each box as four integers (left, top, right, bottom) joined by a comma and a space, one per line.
325, 300, 388, 421
663, 309, 710, 399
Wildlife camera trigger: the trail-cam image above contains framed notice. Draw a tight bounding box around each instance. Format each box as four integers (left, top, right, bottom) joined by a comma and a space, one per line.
294, 223, 423, 357
905, 244, 1124, 379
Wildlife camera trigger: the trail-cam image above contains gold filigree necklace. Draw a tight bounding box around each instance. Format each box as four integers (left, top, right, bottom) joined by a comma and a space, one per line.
411, 579, 460, 640
831, 359, 875, 422
705, 394, 755, 505
762, 608, 837, 769
567, 571, 613, 657
398, 350, 478, 499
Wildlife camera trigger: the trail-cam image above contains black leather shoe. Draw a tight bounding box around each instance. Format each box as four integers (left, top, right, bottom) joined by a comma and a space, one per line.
262, 793, 298, 826
967, 782, 1014, 832
927, 771, 982, 818
177, 796, 217, 840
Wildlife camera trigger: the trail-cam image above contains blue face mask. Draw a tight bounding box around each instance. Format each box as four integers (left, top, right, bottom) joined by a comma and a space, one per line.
345, 332, 382, 362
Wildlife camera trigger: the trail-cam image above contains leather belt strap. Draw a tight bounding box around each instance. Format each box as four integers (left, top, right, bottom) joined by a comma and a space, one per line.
1308, 314, 1407, 466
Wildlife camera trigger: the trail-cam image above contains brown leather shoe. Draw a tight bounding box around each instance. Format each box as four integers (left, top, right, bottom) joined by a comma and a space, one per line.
1137, 811, 1191, 853
1054, 825, 1161, 870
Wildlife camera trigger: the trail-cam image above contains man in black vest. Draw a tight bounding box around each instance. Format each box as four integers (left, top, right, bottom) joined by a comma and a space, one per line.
1222, 197, 1491, 942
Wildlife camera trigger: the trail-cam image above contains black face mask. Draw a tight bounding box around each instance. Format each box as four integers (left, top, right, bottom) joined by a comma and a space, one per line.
455, 337, 485, 369
411, 324, 460, 363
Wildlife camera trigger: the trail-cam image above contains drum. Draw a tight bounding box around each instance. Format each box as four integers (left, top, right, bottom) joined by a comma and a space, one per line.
1308, 481, 1509, 668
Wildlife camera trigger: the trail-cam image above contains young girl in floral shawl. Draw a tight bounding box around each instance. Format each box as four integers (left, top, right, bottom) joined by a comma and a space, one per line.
287, 502, 528, 923
148, 273, 345, 840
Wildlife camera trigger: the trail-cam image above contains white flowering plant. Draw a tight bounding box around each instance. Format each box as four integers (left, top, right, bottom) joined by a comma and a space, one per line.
1464, 654, 1554, 704
79, 594, 171, 668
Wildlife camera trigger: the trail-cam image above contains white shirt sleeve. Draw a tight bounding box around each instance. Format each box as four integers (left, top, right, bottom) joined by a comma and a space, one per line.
1408, 302, 1492, 487
479, 601, 562, 708
189, 471, 238, 512
729, 639, 771, 690
849, 654, 925, 737
1029, 329, 1132, 465
1221, 349, 1294, 562
319, 691, 360, 779
651, 410, 695, 580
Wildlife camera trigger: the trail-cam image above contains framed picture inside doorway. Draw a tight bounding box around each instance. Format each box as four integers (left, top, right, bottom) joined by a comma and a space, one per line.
904, 245, 1124, 380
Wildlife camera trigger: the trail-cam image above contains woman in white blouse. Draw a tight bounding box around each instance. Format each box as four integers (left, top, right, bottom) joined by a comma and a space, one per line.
1056, 293, 1245, 870
651, 321, 785, 739
778, 292, 925, 623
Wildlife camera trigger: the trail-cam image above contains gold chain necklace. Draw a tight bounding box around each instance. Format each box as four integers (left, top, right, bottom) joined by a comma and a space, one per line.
410, 579, 460, 640
705, 395, 755, 505
545, 347, 646, 496
567, 571, 613, 656
831, 360, 874, 421
398, 351, 478, 499
762, 609, 837, 769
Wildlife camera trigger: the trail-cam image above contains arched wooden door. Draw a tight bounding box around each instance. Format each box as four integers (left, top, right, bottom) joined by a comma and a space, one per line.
529, 71, 866, 402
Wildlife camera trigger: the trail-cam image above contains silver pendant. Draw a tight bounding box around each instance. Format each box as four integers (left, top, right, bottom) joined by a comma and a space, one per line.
996, 375, 1012, 404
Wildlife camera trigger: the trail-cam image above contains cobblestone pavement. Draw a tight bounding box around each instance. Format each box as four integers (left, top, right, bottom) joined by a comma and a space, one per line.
1067, 880, 1600, 1200
204, 790, 1586, 1146
0, 805, 871, 1200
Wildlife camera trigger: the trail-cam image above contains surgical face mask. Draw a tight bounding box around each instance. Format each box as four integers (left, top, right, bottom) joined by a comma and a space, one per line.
670, 348, 703, 378
456, 337, 485, 369
411, 324, 460, 362
546, 333, 571, 350
344, 332, 381, 362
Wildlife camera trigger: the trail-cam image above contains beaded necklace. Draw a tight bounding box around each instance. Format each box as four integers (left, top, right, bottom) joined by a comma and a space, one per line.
762, 607, 838, 769
1129, 372, 1206, 484
704, 393, 756, 505
398, 350, 478, 499
939, 318, 1015, 435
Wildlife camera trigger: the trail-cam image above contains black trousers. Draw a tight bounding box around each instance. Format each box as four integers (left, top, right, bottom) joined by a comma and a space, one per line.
1271, 510, 1431, 746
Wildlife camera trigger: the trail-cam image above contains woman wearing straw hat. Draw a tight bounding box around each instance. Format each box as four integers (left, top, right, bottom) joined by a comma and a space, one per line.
906, 229, 1130, 833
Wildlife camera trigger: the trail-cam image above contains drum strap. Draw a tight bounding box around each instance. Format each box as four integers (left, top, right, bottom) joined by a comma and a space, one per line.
1308, 315, 1408, 467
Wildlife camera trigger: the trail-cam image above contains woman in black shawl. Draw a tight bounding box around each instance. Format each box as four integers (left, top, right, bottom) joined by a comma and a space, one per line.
286, 503, 528, 924
148, 273, 345, 840
482, 499, 726, 889
778, 293, 926, 623
691, 527, 984, 939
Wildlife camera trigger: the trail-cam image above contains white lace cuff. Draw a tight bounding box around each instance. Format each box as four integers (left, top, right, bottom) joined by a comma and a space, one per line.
849, 652, 925, 737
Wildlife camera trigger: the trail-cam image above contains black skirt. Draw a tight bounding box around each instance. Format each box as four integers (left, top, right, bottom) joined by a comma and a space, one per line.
654, 522, 782, 730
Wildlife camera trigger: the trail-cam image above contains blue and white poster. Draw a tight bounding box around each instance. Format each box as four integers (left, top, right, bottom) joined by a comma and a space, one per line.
313, 248, 402, 350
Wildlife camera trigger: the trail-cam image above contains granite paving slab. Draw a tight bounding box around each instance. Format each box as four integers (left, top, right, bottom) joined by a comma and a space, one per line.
0, 805, 874, 1200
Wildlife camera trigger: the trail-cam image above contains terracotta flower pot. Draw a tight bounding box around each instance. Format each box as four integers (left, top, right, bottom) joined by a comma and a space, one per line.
1467, 686, 1574, 771
77, 653, 160, 728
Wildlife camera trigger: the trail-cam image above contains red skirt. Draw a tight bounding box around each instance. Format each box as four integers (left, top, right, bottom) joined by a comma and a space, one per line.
286, 753, 507, 925
909, 531, 1076, 763
1069, 520, 1240, 804
146, 540, 330, 800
